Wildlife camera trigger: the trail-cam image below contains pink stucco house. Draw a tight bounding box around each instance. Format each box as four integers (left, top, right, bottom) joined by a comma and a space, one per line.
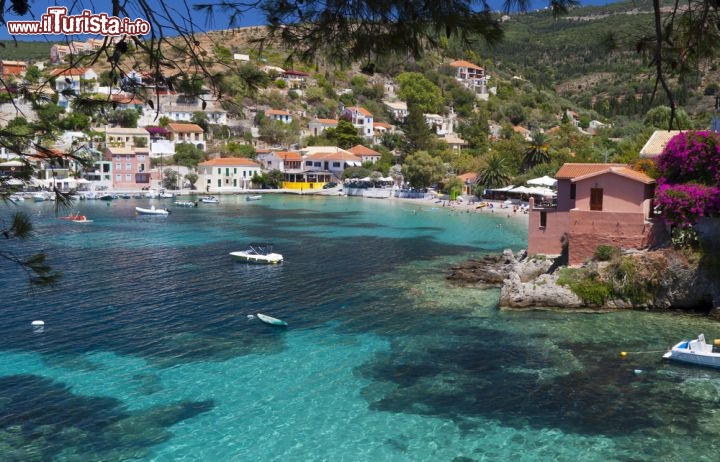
527, 163, 660, 266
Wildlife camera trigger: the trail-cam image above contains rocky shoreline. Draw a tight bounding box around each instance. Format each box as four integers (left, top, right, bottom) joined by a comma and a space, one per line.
447, 248, 720, 315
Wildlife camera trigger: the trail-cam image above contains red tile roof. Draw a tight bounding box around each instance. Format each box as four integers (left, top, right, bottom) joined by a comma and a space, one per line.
555, 163, 628, 180
449, 60, 483, 70
50, 67, 87, 77
348, 145, 380, 156
572, 166, 655, 185
167, 123, 204, 133
305, 151, 362, 162
267, 109, 291, 116
346, 106, 373, 117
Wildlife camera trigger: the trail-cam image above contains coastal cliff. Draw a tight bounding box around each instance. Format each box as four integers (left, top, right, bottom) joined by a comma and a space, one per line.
447, 248, 720, 314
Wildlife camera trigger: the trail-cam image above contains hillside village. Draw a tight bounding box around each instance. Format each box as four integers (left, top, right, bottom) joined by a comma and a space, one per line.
0, 27, 623, 197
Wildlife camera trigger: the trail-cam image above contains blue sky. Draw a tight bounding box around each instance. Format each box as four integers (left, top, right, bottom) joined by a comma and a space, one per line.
0, 0, 622, 41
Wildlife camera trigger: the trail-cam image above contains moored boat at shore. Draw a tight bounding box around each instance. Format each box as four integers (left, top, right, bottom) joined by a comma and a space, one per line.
199, 196, 219, 204
663, 334, 720, 369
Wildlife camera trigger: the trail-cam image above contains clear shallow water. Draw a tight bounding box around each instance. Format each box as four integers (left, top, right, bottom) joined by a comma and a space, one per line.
2, 195, 720, 461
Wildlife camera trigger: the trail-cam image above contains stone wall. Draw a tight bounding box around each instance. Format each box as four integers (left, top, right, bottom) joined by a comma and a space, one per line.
568, 210, 659, 265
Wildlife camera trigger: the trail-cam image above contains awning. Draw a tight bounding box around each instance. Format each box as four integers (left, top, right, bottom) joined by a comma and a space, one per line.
527, 175, 557, 187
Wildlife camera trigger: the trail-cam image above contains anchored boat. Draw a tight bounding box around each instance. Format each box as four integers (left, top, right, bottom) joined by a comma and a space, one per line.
229, 243, 283, 265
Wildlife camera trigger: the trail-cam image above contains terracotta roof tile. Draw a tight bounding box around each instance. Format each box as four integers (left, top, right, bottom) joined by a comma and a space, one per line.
305, 151, 362, 162
449, 60, 483, 70
167, 123, 204, 133
565, 164, 655, 185
348, 144, 380, 156
555, 163, 628, 179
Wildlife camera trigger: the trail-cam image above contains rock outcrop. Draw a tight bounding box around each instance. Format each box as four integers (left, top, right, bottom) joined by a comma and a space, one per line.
448, 248, 720, 313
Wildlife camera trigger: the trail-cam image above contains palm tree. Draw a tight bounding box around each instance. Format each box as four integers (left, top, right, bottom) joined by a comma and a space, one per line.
477, 152, 512, 190
522, 131, 550, 172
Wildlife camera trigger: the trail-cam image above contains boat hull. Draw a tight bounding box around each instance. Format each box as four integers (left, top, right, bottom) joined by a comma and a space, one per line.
229, 251, 283, 264
257, 313, 287, 326
135, 207, 170, 215
663, 336, 720, 369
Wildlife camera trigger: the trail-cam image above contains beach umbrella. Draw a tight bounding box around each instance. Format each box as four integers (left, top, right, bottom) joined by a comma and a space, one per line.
509, 186, 531, 193
527, 175, 557, 187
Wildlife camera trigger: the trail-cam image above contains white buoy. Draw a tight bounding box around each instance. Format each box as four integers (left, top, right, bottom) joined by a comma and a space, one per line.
31, 320, 45, 333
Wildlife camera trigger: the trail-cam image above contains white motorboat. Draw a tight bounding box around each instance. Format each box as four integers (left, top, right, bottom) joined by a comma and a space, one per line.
663, 334, 720, 369
174, 200, 198, 208
135, 205, 171, 215
257, 313, 287, 327
229, 243, 283, 265
246, 195, 262, 201
199, 196, 219, 204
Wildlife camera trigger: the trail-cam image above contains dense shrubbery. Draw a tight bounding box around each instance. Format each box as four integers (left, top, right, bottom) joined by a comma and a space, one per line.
654, 131, 720, 227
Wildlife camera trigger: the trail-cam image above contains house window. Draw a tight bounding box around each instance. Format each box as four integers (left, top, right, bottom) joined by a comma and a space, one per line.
225, 168, 230, 176
570, 184, 576, 199
115, 174, 121, 181
332, 162, 341, 168
125, 163, 132, 170
125, 174, 131, 182
234, 168, 237, 174
540, 211, 547, 228
590, 188, 603, 211
305, 161, 312, 166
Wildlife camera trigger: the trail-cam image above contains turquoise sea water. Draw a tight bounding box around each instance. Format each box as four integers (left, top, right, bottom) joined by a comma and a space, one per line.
2, 195, 720, 461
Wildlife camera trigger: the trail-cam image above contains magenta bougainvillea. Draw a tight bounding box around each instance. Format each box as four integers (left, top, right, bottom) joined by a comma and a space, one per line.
655, 130, 720, 227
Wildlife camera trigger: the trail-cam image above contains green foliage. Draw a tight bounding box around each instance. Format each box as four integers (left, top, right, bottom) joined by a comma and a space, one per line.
396, 72, 443, 114
107, 109, 139, 128
605, 255, 663, 306
402, 151, 445, 189
1, 212, 61, 286
556, 267, 612, 306
594, 245, 620, 262
476, 152, 512, 189
443, 176, 464, 198
644, 106, 692, 130
226, 142, 255, 158
173, 143, 206, 168
671, 227, 700, 250
184, 172, 198, 189
162, 169, 180, 190
324, 120, 361, 149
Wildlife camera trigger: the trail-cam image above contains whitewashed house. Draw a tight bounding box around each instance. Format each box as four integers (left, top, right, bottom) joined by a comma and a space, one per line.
198, 157, 262, 192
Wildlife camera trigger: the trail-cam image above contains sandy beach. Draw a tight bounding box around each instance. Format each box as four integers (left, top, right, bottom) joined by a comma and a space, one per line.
388, 193, 531, 222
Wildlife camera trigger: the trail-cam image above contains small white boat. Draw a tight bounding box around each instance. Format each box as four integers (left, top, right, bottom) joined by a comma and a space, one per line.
135, 205, 171, 215
257, 313, 287, 327
246, 195, 262, 201
663, 334, 720, 369
174, 200, 198, 208
229, 243, 283, 265
199, 196, 219, 204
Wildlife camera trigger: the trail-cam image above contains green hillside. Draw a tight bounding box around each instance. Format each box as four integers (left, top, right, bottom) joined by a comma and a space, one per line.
0, 40, 51, 62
